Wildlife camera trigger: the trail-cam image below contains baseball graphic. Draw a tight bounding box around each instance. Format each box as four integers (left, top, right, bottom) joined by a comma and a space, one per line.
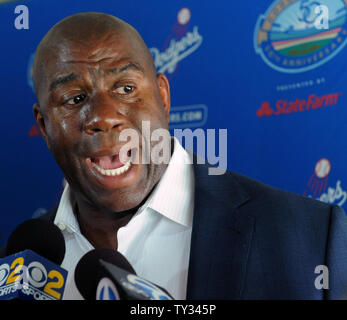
315, 158, 331, 178
178, 8, 191, 25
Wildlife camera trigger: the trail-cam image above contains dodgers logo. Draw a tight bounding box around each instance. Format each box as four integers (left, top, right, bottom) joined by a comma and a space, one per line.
150, 8, 203, 75
303, 158, 347, 207
254, 0, 347, 73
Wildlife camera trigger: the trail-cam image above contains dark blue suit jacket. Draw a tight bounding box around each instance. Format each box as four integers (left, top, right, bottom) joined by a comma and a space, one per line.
1, 163, 347, 299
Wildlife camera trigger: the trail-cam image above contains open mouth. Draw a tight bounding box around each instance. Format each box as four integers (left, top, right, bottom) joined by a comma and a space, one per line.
92, 158, 132, 176
89, 149, 134, 177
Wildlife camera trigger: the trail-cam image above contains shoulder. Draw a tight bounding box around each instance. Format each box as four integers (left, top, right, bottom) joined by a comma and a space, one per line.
232, 171, 331, 209
194, 159, 334, 212
227, 170, 334, 219
197, 164, 335, 224
230, 170, 331, 211
223, 171, 342, 245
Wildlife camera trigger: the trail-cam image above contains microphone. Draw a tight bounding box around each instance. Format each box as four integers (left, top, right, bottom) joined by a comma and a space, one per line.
74, 248, 135, 300
0, 219, 68, 300
74, 248, 173, 300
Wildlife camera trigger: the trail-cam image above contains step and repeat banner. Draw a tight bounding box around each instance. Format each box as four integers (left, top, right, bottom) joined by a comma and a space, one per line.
1, 0, 347, 245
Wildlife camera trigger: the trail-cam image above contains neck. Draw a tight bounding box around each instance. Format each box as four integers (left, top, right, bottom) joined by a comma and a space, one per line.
72, 191, 151, 251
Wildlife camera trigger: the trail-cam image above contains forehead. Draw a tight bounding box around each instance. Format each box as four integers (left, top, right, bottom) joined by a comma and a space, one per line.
34, 25, 155, 104
56, 31, 144, 71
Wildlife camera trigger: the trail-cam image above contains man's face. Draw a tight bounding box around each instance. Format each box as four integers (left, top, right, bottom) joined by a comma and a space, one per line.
34, 30, 170, 212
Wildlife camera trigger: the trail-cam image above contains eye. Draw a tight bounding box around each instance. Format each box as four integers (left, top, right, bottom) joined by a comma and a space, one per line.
114, 85, 135, 95
66, 94, 86, 105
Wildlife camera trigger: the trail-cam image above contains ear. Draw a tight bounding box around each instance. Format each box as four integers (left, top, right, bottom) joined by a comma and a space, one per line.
33, 103, 50, 150
156, 73, 171, 121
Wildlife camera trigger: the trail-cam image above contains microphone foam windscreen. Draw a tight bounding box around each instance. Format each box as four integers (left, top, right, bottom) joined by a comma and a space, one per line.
74, 248, 135, 300
6, 219, 66, 265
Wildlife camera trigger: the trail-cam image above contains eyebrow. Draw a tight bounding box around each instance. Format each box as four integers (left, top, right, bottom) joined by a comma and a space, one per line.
49, 73, 80, 91
105, 62, 145, 76
48, 62, 144, 92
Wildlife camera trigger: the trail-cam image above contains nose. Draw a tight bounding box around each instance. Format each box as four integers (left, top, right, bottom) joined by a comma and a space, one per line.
84, 93, 127, 135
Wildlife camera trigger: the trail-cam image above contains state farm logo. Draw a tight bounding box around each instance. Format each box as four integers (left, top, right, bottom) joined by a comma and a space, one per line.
304, 158, 347, 207
256, 92, 341, 117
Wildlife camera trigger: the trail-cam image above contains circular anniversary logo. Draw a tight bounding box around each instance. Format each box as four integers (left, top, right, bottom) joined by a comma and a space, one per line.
254, 0, 347, 73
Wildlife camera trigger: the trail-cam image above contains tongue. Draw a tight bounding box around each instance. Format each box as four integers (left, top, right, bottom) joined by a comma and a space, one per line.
92, 154, 124, 170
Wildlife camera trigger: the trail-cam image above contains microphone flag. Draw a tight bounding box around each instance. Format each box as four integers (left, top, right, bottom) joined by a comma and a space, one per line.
0, 250, 68, 300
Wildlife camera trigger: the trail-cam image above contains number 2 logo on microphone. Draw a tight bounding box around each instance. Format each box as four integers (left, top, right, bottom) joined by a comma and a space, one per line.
0, 252, 67, 300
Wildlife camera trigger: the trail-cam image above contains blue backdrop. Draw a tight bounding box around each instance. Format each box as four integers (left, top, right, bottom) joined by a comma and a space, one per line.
1, 0, 347, 245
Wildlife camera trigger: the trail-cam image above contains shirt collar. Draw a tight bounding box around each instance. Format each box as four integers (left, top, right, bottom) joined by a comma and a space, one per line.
54, 137, 194, 230
144, 137, 194, 227
54, 183, 81, 234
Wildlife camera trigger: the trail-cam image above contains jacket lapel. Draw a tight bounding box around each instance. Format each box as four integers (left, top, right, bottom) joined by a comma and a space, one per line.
186, 162, 254, 299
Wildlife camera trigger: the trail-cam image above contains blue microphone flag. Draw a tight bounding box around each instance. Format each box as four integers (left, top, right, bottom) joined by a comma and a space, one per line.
0, 250, 68, 300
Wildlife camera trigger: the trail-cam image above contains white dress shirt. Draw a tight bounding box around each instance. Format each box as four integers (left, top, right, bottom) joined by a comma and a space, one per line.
54, 137, 194, 300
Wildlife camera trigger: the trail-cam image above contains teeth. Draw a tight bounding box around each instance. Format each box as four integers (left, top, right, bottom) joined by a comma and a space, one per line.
92, 160, 131, 176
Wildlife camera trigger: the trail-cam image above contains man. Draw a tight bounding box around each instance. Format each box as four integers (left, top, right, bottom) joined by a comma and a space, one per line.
1, 12, 347, 299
